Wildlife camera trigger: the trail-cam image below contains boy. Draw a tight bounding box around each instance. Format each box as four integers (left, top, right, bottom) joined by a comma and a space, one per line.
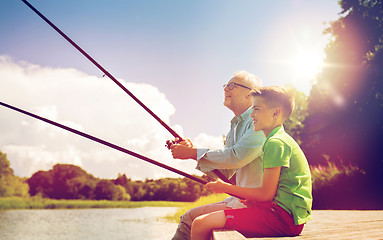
170, 71, 264, 240
190, 86, 312, 239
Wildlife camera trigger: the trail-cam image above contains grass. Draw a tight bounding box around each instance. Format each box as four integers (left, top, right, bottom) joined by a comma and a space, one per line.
164, 193, 229, 222
0, 196, 187, 210
310, 161, 362, 190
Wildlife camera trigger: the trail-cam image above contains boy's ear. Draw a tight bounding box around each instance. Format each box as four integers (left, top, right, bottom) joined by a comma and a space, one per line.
273, 107, 282, 119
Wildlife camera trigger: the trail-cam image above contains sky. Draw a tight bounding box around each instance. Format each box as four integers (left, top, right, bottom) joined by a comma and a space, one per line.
0, 0, 341, 180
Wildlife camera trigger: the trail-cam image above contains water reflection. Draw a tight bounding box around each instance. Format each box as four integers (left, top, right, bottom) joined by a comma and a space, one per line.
0, 207, 178, 240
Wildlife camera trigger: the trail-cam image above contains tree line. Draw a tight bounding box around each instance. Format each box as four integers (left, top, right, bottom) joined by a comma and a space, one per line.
0, 151, 213, 202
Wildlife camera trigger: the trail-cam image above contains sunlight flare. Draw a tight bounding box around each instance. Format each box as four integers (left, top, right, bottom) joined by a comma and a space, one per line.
292, 49, 325, 80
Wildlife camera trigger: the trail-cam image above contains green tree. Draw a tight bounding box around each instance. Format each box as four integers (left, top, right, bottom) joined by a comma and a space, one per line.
283, 87, 308, 145
51, 164, 98, 199
28, 164, 98, 199
66, 176, 97, 199
94, 179, 129, 201
28, 170, 53, 197
0, 151, 29, 197
113, 173, 134, 198
302, 0, 383, 207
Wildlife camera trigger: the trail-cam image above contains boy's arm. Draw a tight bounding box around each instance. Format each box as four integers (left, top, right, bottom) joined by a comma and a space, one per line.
206, 167, 281, 202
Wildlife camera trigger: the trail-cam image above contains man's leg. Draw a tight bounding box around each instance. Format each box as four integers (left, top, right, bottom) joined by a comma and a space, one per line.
171, 201, 230, 240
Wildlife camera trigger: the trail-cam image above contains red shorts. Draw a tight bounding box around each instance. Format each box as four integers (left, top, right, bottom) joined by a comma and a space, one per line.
223, 202, 304, 238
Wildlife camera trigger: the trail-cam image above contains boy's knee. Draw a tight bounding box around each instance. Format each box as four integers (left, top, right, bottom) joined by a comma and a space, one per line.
191, 215, 206, 232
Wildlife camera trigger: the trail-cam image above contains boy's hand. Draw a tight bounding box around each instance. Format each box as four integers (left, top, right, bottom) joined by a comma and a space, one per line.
240, 199, 255, 207
205, 178, 230, 193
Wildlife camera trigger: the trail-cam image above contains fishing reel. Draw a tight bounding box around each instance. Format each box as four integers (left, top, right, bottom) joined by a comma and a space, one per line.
165, 140, 175, 149
165, 139, 182, 149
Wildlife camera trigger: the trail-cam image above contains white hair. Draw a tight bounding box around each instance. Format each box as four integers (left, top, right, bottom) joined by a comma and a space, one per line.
232, 70, 262, 89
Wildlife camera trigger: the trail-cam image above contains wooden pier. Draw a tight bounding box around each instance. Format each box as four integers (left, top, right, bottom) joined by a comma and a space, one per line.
213, 210, 383, 240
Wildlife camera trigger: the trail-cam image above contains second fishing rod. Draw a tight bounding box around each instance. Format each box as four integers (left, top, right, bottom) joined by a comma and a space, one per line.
21, 0, 232, 184
0, 101, 244, 200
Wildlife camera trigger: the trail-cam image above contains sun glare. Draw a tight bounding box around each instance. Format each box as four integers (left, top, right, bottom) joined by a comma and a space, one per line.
284, 44, 327, 95
265, 26, 330, 95
292, 49, 325, 80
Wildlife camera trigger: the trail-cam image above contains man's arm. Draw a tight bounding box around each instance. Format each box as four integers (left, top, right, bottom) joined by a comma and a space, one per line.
196, 129, 265, 172
170, 126, 264, 170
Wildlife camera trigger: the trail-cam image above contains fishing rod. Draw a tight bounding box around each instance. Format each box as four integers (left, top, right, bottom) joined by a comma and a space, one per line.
20, 0, 232, 184
0, 101, 207, 185
0, 101, 244, 199
21, 0, 181, 142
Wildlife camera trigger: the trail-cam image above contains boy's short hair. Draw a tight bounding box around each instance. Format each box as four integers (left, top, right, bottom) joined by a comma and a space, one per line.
251, 86, 295, 120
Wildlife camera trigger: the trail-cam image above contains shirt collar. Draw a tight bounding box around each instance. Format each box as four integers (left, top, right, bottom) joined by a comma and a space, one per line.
230, 107, 252, 125
263, 125, 284, 150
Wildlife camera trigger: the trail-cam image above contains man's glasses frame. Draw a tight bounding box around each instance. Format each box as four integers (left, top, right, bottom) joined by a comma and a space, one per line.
223, 82, 252, 90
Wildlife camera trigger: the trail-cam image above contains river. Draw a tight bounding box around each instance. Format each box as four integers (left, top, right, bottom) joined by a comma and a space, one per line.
0, 207, 179, 240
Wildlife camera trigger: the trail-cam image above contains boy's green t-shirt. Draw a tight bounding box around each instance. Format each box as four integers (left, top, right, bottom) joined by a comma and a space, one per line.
262, 125, 312, 225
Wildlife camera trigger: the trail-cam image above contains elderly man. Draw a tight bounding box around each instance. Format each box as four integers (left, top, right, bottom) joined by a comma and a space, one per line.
170, 71, 266, 240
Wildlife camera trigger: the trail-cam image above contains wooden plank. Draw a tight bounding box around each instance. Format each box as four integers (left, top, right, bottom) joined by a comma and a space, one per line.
213, 210, 383, 240
212, 229, 247, 240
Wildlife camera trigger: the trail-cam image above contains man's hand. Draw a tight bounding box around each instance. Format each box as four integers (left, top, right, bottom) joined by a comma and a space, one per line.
175, 138, 194, 147
170, 138, 197, 160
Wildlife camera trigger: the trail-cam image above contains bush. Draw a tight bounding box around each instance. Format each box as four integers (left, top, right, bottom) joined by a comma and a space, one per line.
311, 162, 382, 209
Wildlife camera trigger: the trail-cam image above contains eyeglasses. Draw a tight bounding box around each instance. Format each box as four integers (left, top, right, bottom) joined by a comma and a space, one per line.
223, 82, 252, 90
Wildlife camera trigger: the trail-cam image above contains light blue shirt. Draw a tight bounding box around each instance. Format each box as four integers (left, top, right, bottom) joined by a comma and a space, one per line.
196, 108, 265, 206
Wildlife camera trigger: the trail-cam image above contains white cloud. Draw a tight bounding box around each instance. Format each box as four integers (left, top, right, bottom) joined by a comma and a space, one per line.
0, 55, 202, 180
193, 133, 225, 149
2, 144, 83, 177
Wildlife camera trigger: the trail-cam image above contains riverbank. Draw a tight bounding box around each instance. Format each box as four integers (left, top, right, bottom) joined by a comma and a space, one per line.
0, 196, 188, 210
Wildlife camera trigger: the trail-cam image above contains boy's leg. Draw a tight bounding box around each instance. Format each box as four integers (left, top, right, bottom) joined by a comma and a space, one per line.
224, 202, 304, 237
172, 201, 230, 240
191, 210, 226, 240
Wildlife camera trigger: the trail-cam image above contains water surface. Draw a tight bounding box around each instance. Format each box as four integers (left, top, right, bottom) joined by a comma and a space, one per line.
0, 207, 178, 240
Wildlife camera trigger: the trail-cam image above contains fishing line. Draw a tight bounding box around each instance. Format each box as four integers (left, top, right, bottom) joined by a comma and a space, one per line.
20, 0, 232, 184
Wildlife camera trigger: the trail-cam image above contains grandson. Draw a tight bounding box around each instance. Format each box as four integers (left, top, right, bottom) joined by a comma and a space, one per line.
190, 86, 312, 239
